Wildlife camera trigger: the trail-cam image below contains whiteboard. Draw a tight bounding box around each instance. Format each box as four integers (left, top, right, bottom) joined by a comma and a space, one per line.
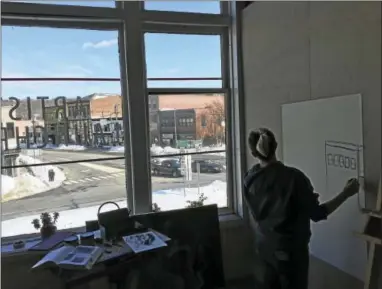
282, 94, 367, 281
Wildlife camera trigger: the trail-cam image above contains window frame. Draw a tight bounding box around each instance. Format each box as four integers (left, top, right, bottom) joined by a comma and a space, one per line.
0, 1, 245, 243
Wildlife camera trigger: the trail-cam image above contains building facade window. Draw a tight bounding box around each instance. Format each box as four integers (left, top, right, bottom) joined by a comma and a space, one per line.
1, 1, 242, 240
6, 122, 15, 139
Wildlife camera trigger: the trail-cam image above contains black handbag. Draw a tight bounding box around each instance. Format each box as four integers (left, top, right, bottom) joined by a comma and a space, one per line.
97, 201, 133, 240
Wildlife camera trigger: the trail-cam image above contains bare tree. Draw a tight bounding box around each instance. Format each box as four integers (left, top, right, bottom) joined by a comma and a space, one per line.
195, 99, 225, 145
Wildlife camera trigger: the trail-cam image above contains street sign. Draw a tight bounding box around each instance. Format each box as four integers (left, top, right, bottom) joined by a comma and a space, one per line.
180, 149, 192, 181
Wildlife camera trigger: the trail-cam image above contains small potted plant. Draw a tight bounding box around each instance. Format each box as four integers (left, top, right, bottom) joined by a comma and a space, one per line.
32, 212, 59, 239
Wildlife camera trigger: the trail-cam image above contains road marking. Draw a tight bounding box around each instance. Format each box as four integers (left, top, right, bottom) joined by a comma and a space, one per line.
57, 157, 72, 161
84, 178, 93, 182
91, 177, 101, 180
76, 162, 123, 173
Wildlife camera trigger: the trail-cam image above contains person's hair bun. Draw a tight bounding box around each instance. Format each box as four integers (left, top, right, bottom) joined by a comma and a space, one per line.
256, 133, 269, 158
248, 127, 277, 162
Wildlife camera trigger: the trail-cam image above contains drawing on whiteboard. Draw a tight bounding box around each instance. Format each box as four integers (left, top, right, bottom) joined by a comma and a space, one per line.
325, 140, 365, 211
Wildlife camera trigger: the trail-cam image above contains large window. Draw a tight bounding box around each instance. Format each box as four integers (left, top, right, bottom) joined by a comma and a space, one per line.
145, 32, 227, 212
1, 1, 240, 242
149, 94, 227, 212
1, 26, 128, 237
145, 33, 222, 88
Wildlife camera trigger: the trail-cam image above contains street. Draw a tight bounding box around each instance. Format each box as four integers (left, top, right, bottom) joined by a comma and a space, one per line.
2, 149, 226, 221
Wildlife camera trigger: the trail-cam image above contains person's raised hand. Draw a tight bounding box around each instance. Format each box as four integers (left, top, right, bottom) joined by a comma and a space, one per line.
342, 178, 360, 198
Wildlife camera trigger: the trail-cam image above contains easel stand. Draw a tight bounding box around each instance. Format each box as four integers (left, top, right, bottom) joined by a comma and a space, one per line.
355, 175, 381, 289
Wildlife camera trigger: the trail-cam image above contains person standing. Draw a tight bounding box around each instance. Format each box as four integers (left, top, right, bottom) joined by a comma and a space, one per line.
244, 128, 360, 289
48, 168, 55, 182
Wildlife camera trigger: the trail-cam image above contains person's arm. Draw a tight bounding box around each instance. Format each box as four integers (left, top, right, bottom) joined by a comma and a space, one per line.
294, 172, 359, 222
322, 178, 360, 216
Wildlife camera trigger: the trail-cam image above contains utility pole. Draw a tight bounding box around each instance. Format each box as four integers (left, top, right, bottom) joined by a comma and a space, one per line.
173, 109, 177, 148
114, 104, 120, 145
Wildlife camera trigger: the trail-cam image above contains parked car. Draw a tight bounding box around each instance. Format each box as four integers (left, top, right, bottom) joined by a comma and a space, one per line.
151, 158, 184, 178
191, 160, 224, 173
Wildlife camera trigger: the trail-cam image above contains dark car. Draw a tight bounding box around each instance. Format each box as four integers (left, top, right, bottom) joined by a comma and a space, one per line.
151, 158, 184, 178
192, 160, 224, 173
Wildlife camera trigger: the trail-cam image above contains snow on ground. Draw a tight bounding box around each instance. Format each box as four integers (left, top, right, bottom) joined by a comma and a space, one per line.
149, 145, 226, 157
106, 144, 226, 156
1, 180, 227, 237
153, 180, 227, 211
1, 154, 66, 202
56, 144, 86, 151
1, 173, 49, 201
17, 154, 66, 187
1, 175, 15, 195
107, 146, 125, 153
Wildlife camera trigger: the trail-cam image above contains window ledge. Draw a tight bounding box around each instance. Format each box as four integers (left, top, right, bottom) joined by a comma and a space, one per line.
219, 213, 246, 228
2, 213, 245, 259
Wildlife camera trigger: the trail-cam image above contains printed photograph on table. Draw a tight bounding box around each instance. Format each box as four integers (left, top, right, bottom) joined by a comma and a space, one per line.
123, 231, 168, 253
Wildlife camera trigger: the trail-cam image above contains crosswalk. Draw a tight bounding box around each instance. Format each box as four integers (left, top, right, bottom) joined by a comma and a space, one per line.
63, 172, 125, 186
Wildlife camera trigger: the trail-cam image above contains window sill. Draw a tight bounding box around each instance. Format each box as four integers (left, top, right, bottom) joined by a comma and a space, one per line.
1, 213, 245, 259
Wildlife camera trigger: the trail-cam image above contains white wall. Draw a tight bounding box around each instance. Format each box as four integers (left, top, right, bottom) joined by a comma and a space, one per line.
242, 2, 381, 288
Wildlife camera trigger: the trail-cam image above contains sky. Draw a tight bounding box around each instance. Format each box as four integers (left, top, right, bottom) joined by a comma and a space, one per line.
1, 1, 223, 99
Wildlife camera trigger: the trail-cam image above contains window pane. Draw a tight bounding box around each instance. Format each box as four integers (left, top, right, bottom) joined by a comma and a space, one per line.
1, 27, 128, 238
148, 94, 227, 212
145, 33, 222, 88
3, 0, 116, 7
2, 26, 120, 80
144, 1, 221, 14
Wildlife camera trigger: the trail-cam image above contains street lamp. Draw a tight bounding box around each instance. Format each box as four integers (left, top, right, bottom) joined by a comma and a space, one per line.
173, 109, 177, 148
31, 114, 38, 144
221, 120, 226, 145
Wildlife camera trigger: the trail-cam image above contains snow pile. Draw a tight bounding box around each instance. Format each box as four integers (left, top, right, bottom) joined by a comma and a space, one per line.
1, 181, 227, 237
152, 180, 227, 211
150, 145, 165, 155
56, 144, 86, 151
150, 144, 226, 157
107, 146, 125, 153
17, 154, 66, 189
44, 144, 57, 149
1, 173, 49, 202
1, 175, 15, 196
150, 145, 180, 156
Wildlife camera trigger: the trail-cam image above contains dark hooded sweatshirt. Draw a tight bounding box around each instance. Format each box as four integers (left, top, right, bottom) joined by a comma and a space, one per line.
244, 161, 328, 257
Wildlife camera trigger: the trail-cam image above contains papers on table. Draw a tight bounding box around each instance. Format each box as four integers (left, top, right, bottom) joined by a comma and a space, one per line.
122, 231, 168, 253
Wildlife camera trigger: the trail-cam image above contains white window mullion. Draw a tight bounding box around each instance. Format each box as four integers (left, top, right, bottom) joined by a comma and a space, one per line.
142, 10, 230, 27
118, 1, 152, 214
227, 2, 246, 218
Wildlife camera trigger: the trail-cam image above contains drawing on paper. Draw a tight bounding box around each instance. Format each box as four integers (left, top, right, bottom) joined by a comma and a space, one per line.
325, 140, 365, 210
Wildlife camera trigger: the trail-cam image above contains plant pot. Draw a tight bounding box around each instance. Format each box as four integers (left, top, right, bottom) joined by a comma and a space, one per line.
40, 225, 57, 239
